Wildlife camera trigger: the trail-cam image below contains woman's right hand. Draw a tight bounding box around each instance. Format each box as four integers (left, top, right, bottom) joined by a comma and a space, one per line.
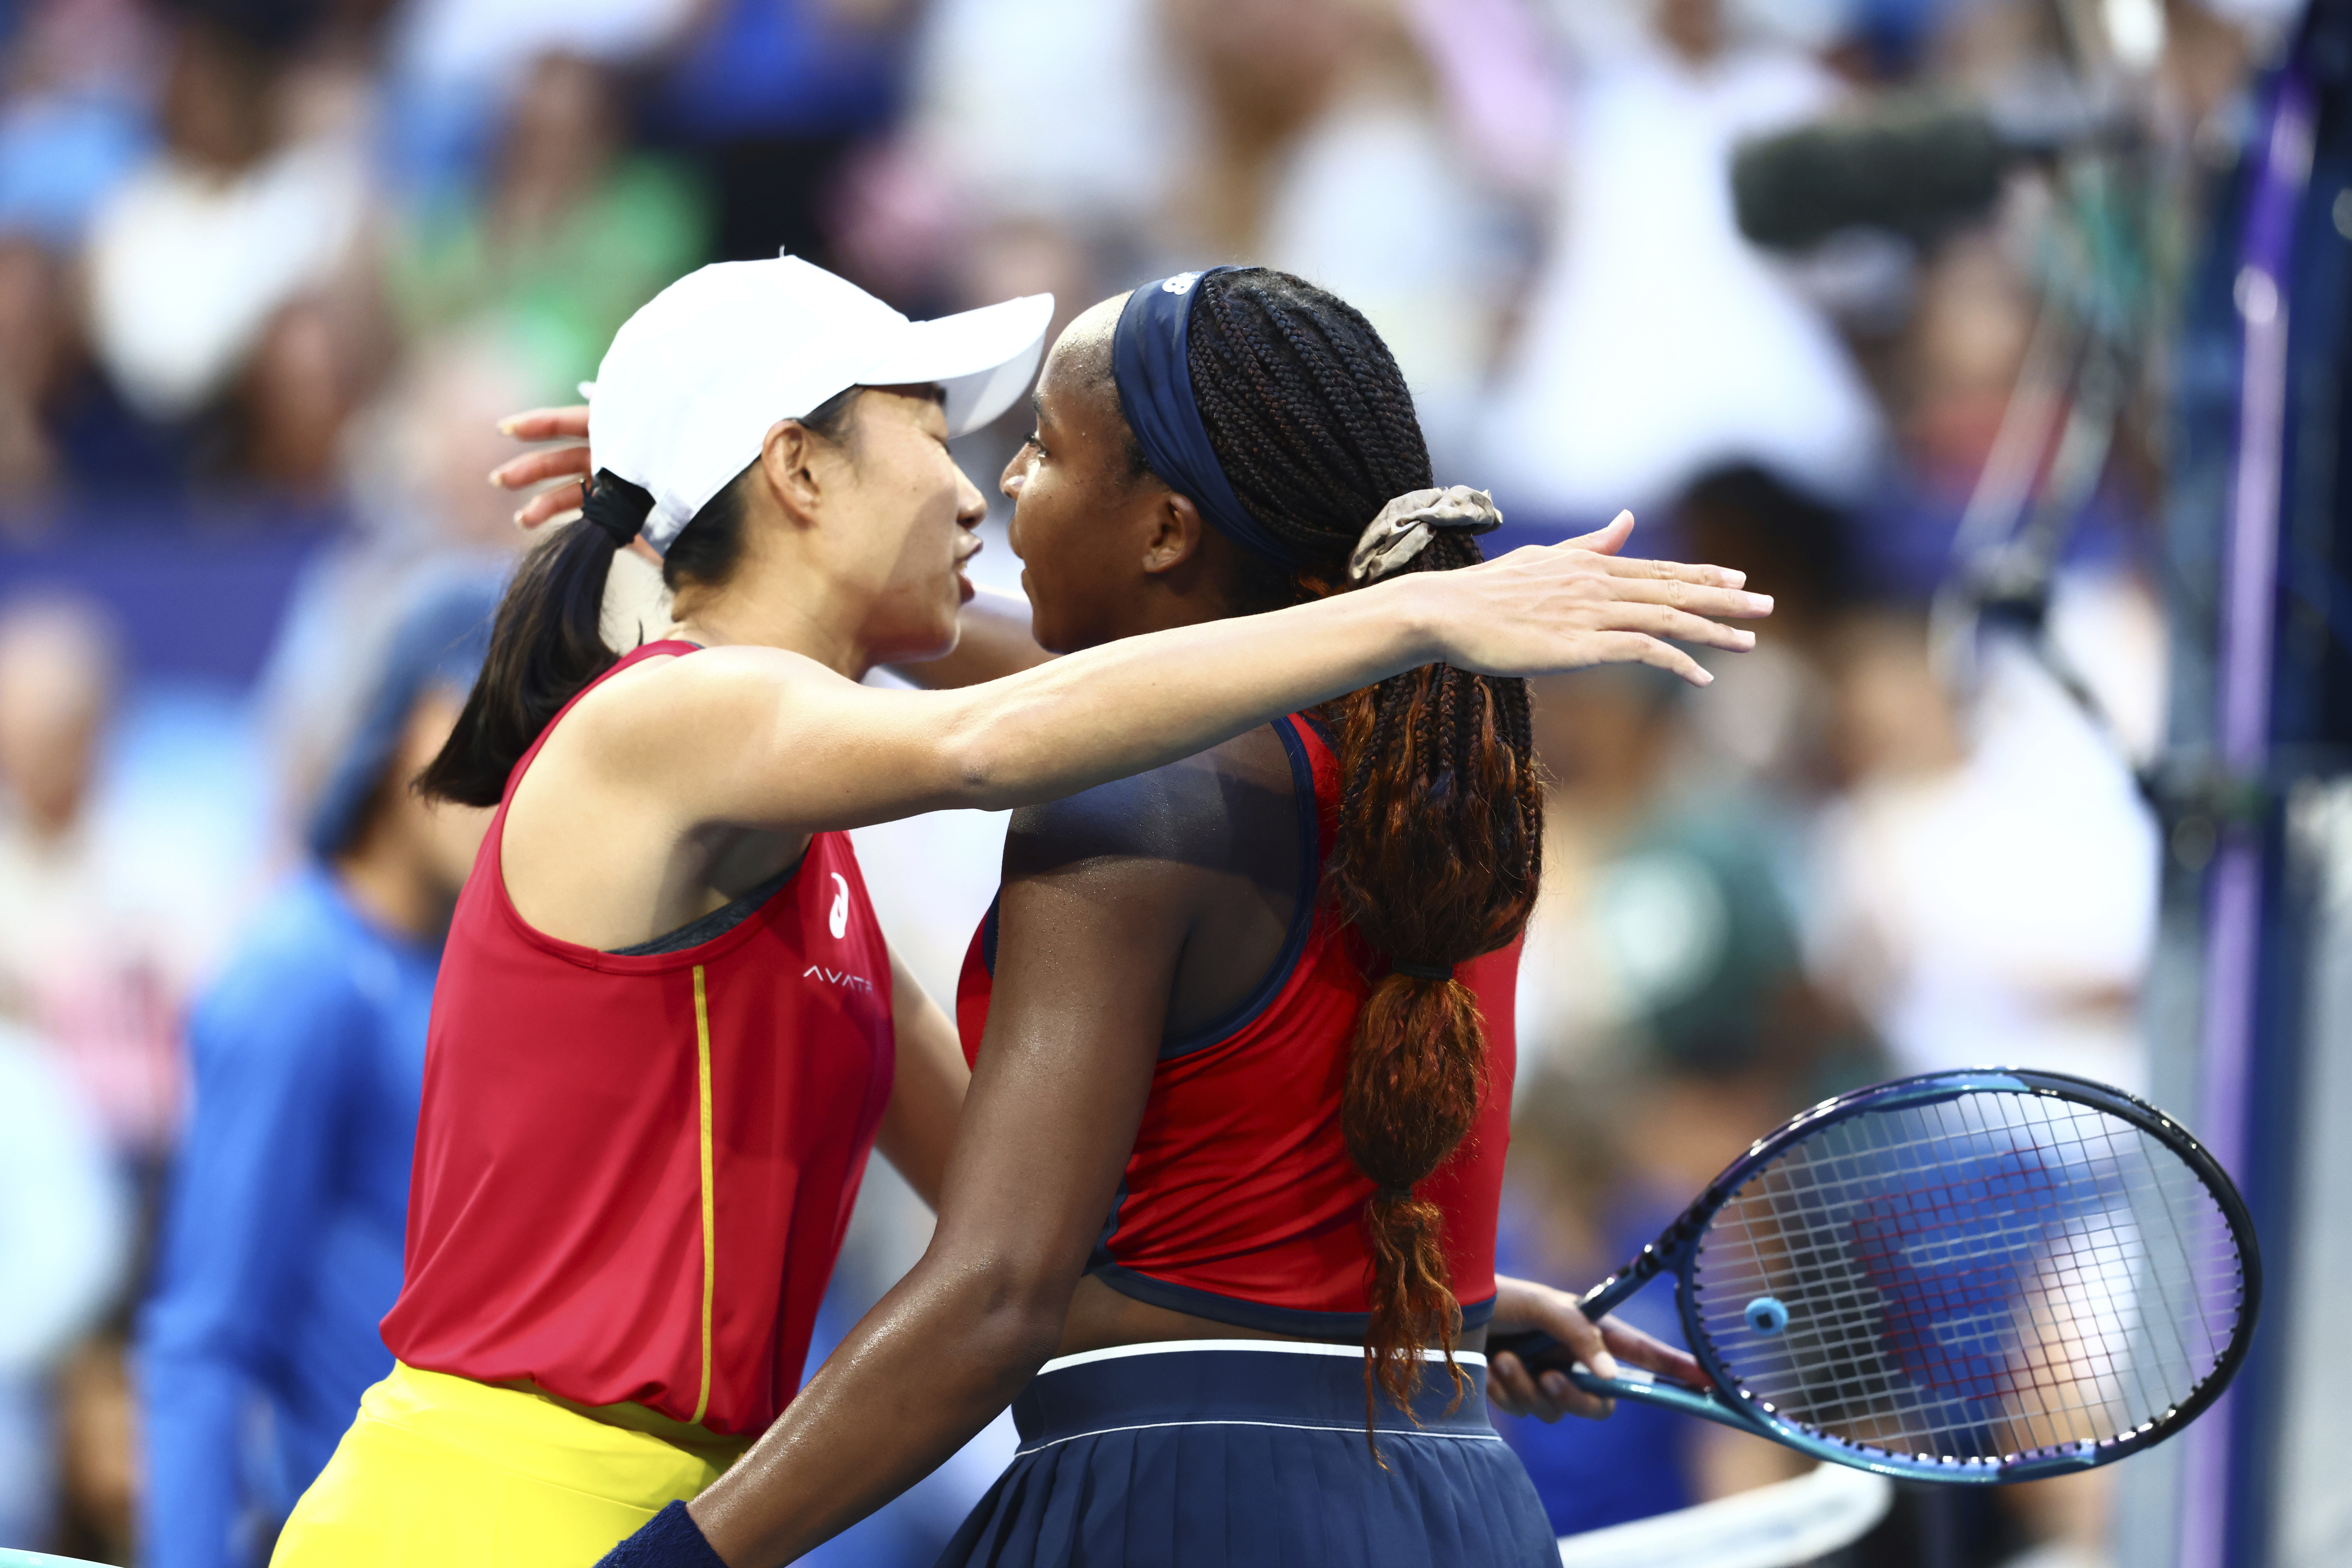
1421, 511, 1772, 685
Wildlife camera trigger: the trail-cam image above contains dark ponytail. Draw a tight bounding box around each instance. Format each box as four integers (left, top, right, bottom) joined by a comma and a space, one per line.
417, 473, 643, 806
1184, 270, 1543, 1434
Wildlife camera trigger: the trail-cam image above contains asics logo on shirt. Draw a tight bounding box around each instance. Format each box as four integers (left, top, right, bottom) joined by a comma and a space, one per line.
802, 965, 874, 995
828, 873, 849, 939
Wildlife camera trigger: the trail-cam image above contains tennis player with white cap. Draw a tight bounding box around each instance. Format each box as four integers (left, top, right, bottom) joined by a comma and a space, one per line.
269, 255, 1764, 1566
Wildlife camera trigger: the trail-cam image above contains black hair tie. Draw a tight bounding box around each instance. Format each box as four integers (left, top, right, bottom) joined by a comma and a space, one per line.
1392, 960, 1455, 982
581, 469, 655, 549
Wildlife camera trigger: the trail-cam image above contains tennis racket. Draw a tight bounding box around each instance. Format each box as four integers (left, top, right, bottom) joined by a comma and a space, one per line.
1488, 1068, 2259, 1484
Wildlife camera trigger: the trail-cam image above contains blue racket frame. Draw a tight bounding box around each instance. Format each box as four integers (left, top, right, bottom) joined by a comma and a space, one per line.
1498, 1068, 2262, 1485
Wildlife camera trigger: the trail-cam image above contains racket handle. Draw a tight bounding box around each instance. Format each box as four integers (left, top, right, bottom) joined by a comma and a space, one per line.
1484, 1328, 1568, 1366
1485, 1331, 1758, 1434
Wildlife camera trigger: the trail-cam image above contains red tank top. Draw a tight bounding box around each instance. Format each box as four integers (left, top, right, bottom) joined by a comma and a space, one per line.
381, 642, 895, 1435
955, 714, 1517, 1334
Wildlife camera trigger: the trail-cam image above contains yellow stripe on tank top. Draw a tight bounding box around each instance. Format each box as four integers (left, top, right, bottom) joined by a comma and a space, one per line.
690, 965, 717, 1426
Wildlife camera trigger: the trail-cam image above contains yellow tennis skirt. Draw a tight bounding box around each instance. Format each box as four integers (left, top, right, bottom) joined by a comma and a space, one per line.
270, 1363, 750, 1567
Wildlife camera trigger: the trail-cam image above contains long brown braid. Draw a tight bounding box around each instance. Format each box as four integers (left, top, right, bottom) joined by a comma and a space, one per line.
1182, 269, 1544, 1436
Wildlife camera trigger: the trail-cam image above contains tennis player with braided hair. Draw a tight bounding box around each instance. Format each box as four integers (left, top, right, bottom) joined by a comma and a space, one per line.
594, 265, 1756, 1568
270, 258, 1766, 1567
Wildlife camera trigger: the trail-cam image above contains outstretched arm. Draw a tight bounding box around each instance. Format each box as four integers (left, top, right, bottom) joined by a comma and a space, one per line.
587, 511, 1771, 837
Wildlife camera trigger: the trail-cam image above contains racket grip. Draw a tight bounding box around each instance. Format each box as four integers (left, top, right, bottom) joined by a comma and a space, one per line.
1486, 1329, 1617, 1398
1486, 1328, 1571, 1369
1487, 1332, 1752, 1431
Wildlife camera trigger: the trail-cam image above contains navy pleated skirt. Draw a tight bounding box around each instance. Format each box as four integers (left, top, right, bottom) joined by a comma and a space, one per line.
936, 1341, 1558, 1568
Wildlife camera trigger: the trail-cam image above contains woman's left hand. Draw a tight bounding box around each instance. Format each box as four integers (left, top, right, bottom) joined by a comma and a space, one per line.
489, 405, 592, 529
1484, 1273, 1705, 1423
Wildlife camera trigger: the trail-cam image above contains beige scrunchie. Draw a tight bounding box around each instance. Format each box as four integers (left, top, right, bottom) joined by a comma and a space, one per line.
1347, 485, 1505, 584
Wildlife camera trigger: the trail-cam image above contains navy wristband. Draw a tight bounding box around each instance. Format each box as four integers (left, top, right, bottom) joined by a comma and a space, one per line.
597, 1500, 728, 1568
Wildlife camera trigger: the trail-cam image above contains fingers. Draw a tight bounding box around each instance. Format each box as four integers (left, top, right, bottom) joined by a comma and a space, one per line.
513, 477, 586, 530
1544, 514, 1752, 596
1541, 1299, 1617, 1381
490, 444, 592, 493
1557, 509, 1635, 557
1595, 553, 1749, 591
1593, 631, 1714, 687
1593, 575, 1774, 621
495, 406, 591, 443
490, 406, 593, 532
1598, 1317, 1706, 1390
1486, 1350, 1614, 1423
1590, 602, 1755, 653
1487, 1349, 1538, 1416
1547, 1370, 1613, 1421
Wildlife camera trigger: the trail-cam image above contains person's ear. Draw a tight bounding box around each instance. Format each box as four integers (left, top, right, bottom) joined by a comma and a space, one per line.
1141, 490, 1208, 576
758, 417, 829, 525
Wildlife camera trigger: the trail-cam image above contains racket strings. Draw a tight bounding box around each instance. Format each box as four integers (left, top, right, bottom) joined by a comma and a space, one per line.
1687, 1092, 2244, 1467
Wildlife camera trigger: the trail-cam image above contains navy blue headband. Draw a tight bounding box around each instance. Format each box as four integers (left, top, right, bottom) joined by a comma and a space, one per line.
1111, 268, 1318, 569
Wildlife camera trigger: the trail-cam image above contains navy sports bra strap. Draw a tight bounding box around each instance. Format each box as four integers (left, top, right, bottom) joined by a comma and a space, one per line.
1157, 715, 1323, 1058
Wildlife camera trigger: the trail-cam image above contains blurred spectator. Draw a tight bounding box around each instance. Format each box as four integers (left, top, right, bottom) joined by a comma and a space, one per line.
1502, 663, 1878, 1531
904, 0, 1535, 470
1476, 0, 1883, 525
1865, 229, 2039, 586
0, 0, 159, 503
390, 52, 709, 396
908, 0, 1180, 259
0, 0, 155, 249
0, 235, 72, 505
260, 327, 542, 833
0, 1017, 127, 1548
80, 3, 379, 490
0, 593, 183, 1166
1514, 662, 1877, 1092
868, 0, 1163, 343
1229, 0, 1528, 473
137, 576, 498, 1568
1807, 598, 2161, 1091
55, 1324, 136, 1562
1159, 0, 1352, 261
1502, 653, 1885, 1525
1669, 463, 1860, 799
1500, 651, 1869, 1513
647, 0, 917, 269
384, 0, 690, 197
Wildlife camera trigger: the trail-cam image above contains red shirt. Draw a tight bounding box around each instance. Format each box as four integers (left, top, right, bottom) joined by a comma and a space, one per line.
956, 714, 1517, 1334
381, 642, 895, 1435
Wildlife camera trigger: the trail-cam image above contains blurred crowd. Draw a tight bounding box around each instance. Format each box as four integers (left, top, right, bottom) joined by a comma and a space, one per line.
0, 0, 2296, 1563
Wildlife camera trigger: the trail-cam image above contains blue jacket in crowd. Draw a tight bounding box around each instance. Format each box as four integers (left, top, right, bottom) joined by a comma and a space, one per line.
138, 869, 438, 1568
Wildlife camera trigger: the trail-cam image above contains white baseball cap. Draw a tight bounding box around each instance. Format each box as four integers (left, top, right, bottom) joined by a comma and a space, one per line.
586, 256, 1054, 549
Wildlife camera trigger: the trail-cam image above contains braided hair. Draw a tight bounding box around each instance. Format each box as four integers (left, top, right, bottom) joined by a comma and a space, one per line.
1184, 269, 1544, 1432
